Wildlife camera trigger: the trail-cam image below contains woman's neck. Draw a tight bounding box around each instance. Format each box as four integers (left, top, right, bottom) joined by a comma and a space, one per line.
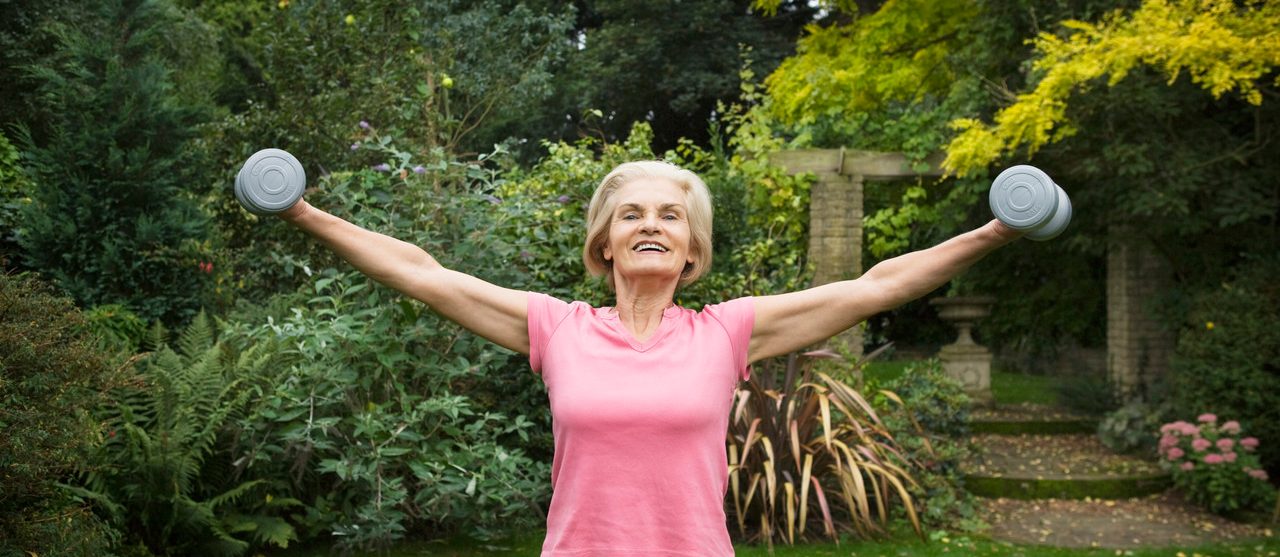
612, 279, 677, 342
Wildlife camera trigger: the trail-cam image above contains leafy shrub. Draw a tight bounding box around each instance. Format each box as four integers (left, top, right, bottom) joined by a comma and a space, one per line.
83, 303, 149, 354
74, 312, 298, 556
0, 272, 119, 556
1157, 415, 1276, 515
1169, 255, 1280, 476
874, 359, 983, 532
1054, 372, 1118, 416
726, 351, 923, 546
0, 131, 30, 265
215, 142, 558, 549
1098, 400, 1170, 455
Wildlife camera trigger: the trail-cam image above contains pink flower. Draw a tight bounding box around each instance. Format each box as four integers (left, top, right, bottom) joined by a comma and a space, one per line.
1198, 413, 1217, 424
1181, 462, 1195, 472
1181, 423, 1201, 436
1166, 447, 1185, 460
1159, 435, 1179, 450
1204, 454, 1224, 464
1241, 437, 1260, 451
1220, 420, 1241, 434
1222, 452, 1237, 463
1192, 438, 1212, 452
1248, 469, 1269, 481
1216, 438, 1235, 451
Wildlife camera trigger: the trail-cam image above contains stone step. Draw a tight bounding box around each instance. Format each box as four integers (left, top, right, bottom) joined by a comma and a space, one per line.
969, 403, 1098, 435
962, 433, 1170, 500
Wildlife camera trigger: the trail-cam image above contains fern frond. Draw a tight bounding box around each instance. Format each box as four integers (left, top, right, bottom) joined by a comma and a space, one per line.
143, 319, 168, 352
177, 310, 215, 359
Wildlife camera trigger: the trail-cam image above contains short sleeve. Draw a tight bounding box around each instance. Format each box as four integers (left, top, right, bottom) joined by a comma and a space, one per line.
526, 292, 573, 374
702, 297, 756, 382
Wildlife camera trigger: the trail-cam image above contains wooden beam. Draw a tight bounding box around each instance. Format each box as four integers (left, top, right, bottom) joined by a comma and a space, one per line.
768, 149, 945, 179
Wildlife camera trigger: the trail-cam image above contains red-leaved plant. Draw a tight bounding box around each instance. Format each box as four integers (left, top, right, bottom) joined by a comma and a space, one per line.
726, 345, 925, 547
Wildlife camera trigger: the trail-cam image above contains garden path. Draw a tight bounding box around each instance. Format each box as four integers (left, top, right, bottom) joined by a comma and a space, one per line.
964, 403, 1273, 549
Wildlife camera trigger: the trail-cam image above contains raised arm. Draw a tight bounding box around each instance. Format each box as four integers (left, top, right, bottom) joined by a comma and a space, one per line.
747, 219, 1021, 363
279, 199, 530, 354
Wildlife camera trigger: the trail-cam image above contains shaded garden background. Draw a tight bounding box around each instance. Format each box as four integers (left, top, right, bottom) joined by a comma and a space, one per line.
1, 0, 1276, 555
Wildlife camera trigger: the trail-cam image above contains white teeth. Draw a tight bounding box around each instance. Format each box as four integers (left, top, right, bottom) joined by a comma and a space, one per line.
635, 243, 667, 252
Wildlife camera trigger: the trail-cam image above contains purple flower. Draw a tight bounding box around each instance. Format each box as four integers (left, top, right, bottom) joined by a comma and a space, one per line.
373, 163, 391, 172
557, 194, 571, 204
483, 194, 502, 204
359, 120, 371, 129
412, 165, 426, 174
350, 142, 360, 151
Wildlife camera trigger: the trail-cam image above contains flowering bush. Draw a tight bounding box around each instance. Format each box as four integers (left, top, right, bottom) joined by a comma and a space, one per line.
1158, 414, 1276, 515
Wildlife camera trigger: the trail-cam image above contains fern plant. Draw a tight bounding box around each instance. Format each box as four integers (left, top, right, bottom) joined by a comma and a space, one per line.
726, 347, 923, 547
74, 312, 299, 556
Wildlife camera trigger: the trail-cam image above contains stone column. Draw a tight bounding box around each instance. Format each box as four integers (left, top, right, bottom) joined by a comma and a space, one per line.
1107, 227, 1175, 401
807, 171, 866, 358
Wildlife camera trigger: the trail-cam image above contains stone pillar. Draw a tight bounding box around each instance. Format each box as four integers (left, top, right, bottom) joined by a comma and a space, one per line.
808, 172, 865, 358
1107, 227, 1175, 401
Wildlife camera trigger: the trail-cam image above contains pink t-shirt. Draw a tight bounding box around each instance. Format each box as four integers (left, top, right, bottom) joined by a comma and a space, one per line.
527, 292, 755, 557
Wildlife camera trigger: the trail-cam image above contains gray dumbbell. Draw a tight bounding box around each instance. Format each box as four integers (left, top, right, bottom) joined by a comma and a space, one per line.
989, 165, 1072, 241
234, 148, 305, 215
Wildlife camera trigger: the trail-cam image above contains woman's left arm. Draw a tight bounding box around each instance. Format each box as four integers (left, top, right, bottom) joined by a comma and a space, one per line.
748, 219, 1022, 364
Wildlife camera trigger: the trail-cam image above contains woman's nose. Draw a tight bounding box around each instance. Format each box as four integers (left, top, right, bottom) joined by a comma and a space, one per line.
640, 214, 660, 233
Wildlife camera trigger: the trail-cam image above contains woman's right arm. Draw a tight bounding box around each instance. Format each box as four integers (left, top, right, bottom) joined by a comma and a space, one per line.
279, 199, 530, 355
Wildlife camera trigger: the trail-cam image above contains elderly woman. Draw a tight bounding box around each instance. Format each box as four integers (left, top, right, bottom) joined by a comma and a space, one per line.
279, 160, 1020, 556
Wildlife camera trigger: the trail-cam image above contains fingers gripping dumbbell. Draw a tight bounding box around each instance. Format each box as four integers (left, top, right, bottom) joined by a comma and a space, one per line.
989, 165, 1072, 241
234, 148, 306, 215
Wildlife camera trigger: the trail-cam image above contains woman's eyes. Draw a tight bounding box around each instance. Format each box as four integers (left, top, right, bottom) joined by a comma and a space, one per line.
621, 213, 680, 220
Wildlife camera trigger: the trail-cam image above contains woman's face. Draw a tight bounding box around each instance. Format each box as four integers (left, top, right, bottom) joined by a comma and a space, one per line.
601, 177, 694, 285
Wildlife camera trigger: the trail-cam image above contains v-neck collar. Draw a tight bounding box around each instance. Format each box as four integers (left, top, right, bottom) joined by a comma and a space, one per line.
597, 304, 683, 352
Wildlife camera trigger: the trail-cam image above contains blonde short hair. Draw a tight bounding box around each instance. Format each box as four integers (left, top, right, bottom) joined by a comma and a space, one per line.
583, 161, 714, 290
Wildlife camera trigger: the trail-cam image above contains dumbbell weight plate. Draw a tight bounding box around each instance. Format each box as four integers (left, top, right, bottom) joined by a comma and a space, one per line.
1025, 182, 1072, 241
989, 165, 1059, 232
235, 148, 305, 215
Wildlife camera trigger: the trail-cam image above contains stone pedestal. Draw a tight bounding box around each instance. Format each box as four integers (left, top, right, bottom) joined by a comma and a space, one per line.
931, 296, 996, 405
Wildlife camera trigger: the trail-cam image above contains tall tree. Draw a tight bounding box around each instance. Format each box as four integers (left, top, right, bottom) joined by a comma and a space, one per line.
16, 0, 220, 325
505, 0, 817, 155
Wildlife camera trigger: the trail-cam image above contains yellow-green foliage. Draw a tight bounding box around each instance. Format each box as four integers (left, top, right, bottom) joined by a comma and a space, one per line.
945, 0, 1280, 176
762, 0, 977, 126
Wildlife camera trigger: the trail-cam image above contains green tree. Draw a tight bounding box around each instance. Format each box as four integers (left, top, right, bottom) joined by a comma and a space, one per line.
16, 0, 221, 325
506, 0, 816, 156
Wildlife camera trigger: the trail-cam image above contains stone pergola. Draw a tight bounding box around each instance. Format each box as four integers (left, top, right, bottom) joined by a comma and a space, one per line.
768, 148, 944, 361
769, 148, 1172, 401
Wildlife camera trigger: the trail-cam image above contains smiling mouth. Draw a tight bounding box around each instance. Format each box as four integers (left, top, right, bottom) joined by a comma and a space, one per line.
633, 242, 669, 253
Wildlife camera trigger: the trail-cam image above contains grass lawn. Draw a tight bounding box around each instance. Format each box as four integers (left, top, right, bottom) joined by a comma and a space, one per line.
274, 529, 1280, 556
865, 360, 1066, 407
